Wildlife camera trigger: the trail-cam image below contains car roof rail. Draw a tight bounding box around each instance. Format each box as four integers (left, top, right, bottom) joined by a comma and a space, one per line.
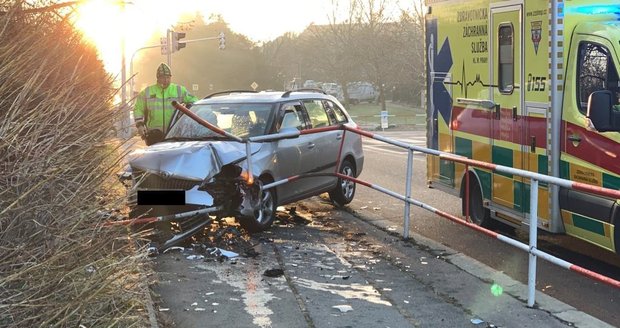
203, 90, 258, 99
281, 88, 326, 98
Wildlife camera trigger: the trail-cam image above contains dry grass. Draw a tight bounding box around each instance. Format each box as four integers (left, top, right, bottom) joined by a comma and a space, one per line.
0, 2, 149, 327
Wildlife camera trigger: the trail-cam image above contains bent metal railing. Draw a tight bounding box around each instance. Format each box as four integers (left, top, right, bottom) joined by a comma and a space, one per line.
157, 102, 620, 307
258, 124, 620, 307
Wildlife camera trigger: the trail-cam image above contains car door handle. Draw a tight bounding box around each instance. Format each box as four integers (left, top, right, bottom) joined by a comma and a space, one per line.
568, 134, 582, 143
336, 133, 343, 140
307, 142, 316, 149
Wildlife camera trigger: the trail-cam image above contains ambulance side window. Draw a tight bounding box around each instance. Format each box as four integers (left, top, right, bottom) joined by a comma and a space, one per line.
498, 24, 514, 94
577, 42, 618, 114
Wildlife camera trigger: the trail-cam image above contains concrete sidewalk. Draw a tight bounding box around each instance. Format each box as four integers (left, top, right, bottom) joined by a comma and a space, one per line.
150, 197, 612, 328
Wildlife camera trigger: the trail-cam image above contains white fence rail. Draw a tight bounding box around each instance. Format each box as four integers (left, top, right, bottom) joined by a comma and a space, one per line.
260, 125, 620, 307
167, 102, 620, 307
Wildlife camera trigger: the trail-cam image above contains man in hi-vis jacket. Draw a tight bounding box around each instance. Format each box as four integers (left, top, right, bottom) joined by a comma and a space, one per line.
134, 63, 198, 145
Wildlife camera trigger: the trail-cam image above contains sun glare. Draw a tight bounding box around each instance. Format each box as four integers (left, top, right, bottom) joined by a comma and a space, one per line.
72, 0, 345, 75
73, 0, 125, 73
71, 0, 412, 76
73, 0, 196, 75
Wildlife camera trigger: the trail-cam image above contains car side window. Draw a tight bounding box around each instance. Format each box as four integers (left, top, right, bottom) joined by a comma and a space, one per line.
577, 41, 619, 113
303, 100, 329, 128
278, 103, 305, 131
323, 100, 348, 124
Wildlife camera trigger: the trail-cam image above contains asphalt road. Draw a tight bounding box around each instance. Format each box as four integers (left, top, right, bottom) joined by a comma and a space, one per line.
352, 129, 620, 327
152, 198, 601, 328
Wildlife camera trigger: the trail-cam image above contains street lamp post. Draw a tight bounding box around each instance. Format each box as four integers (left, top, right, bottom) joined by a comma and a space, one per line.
129, 44, 161, 98
119, 0, 134, 139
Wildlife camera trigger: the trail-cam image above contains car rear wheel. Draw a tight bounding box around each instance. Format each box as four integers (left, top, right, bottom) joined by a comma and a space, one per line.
329, 159, 356, 206
239, 177, 277, 232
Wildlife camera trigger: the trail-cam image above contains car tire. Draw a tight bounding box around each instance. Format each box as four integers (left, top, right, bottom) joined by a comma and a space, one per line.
329, 159, 356, 206
239, 177, 277, 233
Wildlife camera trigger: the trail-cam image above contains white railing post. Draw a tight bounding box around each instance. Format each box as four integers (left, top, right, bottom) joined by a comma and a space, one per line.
528, 179, 539, 307
245, 141, 253, 183
403, 149, 414, 239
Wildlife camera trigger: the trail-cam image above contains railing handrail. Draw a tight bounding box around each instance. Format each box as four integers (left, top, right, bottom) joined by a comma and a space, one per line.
266, 126, 620, 299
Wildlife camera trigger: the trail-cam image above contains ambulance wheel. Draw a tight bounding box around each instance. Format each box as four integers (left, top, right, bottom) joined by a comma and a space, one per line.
467, 180, 492, 228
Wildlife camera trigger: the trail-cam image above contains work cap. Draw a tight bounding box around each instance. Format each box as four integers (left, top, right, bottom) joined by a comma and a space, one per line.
156, 63, 172, 78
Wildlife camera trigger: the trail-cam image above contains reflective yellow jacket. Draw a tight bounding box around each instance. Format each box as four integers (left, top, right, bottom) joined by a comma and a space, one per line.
133, 83, 198, 133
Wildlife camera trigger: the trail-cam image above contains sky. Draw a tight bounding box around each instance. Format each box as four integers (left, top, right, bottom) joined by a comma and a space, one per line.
73, 0, 413, 75
202, 0, 340, 42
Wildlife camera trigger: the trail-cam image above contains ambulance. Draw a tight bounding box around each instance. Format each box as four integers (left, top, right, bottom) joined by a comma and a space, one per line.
425, 0, 620, 252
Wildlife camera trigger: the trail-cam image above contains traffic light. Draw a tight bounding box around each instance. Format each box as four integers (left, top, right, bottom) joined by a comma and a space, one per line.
160, 36, 169, 55
172, 31, 186, 52
218, 32, 225, 50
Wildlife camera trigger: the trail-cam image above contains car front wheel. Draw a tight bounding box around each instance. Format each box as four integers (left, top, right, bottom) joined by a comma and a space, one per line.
329, 159, 356, 206
239, 177, 277, 232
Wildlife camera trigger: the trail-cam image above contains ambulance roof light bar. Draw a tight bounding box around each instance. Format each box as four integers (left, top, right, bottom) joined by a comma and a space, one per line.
567, 4, 620, 16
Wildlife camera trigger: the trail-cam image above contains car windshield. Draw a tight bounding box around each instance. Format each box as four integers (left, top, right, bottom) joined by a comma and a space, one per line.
167, 103, 274, 139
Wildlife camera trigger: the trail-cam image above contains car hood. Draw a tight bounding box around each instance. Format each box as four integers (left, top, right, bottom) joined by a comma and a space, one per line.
127, 141, 262, 181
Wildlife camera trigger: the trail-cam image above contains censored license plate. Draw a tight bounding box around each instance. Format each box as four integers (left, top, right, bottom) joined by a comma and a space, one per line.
137, 190, 185, 205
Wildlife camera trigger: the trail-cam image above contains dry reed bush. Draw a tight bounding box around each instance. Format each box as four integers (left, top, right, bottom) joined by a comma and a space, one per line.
0, 1, 149, 327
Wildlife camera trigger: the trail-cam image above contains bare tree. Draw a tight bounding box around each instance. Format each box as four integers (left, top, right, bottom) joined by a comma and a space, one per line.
395, 2, 425, 105
261, 32, 304, 90
312, 0, 423, 109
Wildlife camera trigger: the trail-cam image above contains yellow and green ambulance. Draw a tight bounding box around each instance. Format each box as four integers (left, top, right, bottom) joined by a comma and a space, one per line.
425, 0, 620, 252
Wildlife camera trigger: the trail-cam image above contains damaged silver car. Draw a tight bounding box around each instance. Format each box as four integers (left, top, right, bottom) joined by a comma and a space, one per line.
126, 90, 364, 233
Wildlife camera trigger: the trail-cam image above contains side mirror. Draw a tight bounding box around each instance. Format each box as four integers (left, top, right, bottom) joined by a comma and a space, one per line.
278, 127, 301, 137
587, 90, 618, 132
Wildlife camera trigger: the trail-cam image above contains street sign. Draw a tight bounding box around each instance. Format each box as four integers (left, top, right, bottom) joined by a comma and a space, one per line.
250, 82, 258, 91
380, 111, 388, 129
192, 84, 199, 91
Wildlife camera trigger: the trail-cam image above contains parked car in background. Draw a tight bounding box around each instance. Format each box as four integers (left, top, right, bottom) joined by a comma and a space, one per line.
321, 82, 342, 97
347, 82, 378, 104
303, 80, 318, 89
126, 90, 364, 234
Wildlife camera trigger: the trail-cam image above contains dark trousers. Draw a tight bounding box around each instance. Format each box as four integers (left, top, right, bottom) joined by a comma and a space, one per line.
144, 129, 165, 146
